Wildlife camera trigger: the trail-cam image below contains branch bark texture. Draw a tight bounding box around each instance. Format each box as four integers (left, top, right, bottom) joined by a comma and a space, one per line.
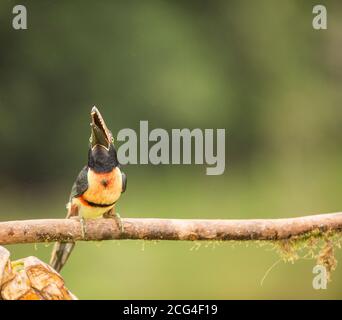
0, 212, 342, 245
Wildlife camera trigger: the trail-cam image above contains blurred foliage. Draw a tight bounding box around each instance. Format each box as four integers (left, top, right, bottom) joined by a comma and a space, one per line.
0, 0, 341, 299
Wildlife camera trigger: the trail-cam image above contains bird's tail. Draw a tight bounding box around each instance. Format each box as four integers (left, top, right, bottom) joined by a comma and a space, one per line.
50, 202, 77, 273
49, 241, 75, 273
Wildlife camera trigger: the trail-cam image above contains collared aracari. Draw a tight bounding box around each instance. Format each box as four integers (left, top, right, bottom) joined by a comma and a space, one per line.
50, 106, 126, 272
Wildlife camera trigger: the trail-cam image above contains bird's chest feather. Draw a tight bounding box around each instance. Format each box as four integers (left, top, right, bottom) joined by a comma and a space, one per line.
72, 167, 122, 219
83, 167, 122, 205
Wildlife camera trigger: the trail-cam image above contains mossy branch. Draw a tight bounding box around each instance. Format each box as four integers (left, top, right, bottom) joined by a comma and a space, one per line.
0, 212, 341, 245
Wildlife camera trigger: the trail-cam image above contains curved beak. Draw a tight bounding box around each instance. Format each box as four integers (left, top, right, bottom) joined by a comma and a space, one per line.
90, 106, 112, 150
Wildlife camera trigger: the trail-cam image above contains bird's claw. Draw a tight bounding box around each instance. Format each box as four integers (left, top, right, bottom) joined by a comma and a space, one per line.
115, 212, 124, 234
80, 217, 87, 239
70, 216, 87, 239
104, 211, 124, 234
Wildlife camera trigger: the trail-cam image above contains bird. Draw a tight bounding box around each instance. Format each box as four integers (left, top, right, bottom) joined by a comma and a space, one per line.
50, 106, 127, 273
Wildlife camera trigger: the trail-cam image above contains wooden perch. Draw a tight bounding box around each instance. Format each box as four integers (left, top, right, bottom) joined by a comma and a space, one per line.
0, 212, 342, 245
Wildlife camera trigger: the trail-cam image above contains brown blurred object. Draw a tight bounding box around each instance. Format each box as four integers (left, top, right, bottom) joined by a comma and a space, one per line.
0, 246, 77, 300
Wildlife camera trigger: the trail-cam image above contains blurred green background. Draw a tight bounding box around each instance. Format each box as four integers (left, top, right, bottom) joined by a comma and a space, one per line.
0, 0, 341, 299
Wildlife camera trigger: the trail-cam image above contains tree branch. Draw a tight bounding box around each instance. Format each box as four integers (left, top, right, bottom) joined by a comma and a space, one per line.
0, 212, 342, 245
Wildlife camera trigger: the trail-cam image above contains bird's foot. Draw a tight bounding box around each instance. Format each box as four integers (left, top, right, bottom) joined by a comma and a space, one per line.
115, 212, 124, 234
71, 216, 87, 239
104, 211, 124, 233
80, 217, 87, 239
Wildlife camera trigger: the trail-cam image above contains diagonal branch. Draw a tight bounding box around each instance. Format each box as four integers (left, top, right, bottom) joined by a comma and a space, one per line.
0, 212, 342, 245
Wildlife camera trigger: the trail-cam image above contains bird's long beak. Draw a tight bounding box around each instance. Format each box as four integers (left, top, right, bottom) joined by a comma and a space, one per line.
90, 106, 112, 150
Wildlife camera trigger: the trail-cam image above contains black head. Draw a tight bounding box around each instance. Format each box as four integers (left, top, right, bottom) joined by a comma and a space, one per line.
88, 106, 119, 172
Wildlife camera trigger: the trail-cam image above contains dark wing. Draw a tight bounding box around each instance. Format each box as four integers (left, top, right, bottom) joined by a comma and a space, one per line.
69, 166, 89, 201
121, 171, 127, 193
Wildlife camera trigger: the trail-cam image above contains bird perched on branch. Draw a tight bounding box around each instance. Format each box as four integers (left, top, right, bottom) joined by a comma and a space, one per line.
50, 106, 127, 272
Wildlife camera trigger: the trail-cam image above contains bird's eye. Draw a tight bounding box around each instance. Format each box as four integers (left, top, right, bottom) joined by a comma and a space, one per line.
111, 136, 114, 143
